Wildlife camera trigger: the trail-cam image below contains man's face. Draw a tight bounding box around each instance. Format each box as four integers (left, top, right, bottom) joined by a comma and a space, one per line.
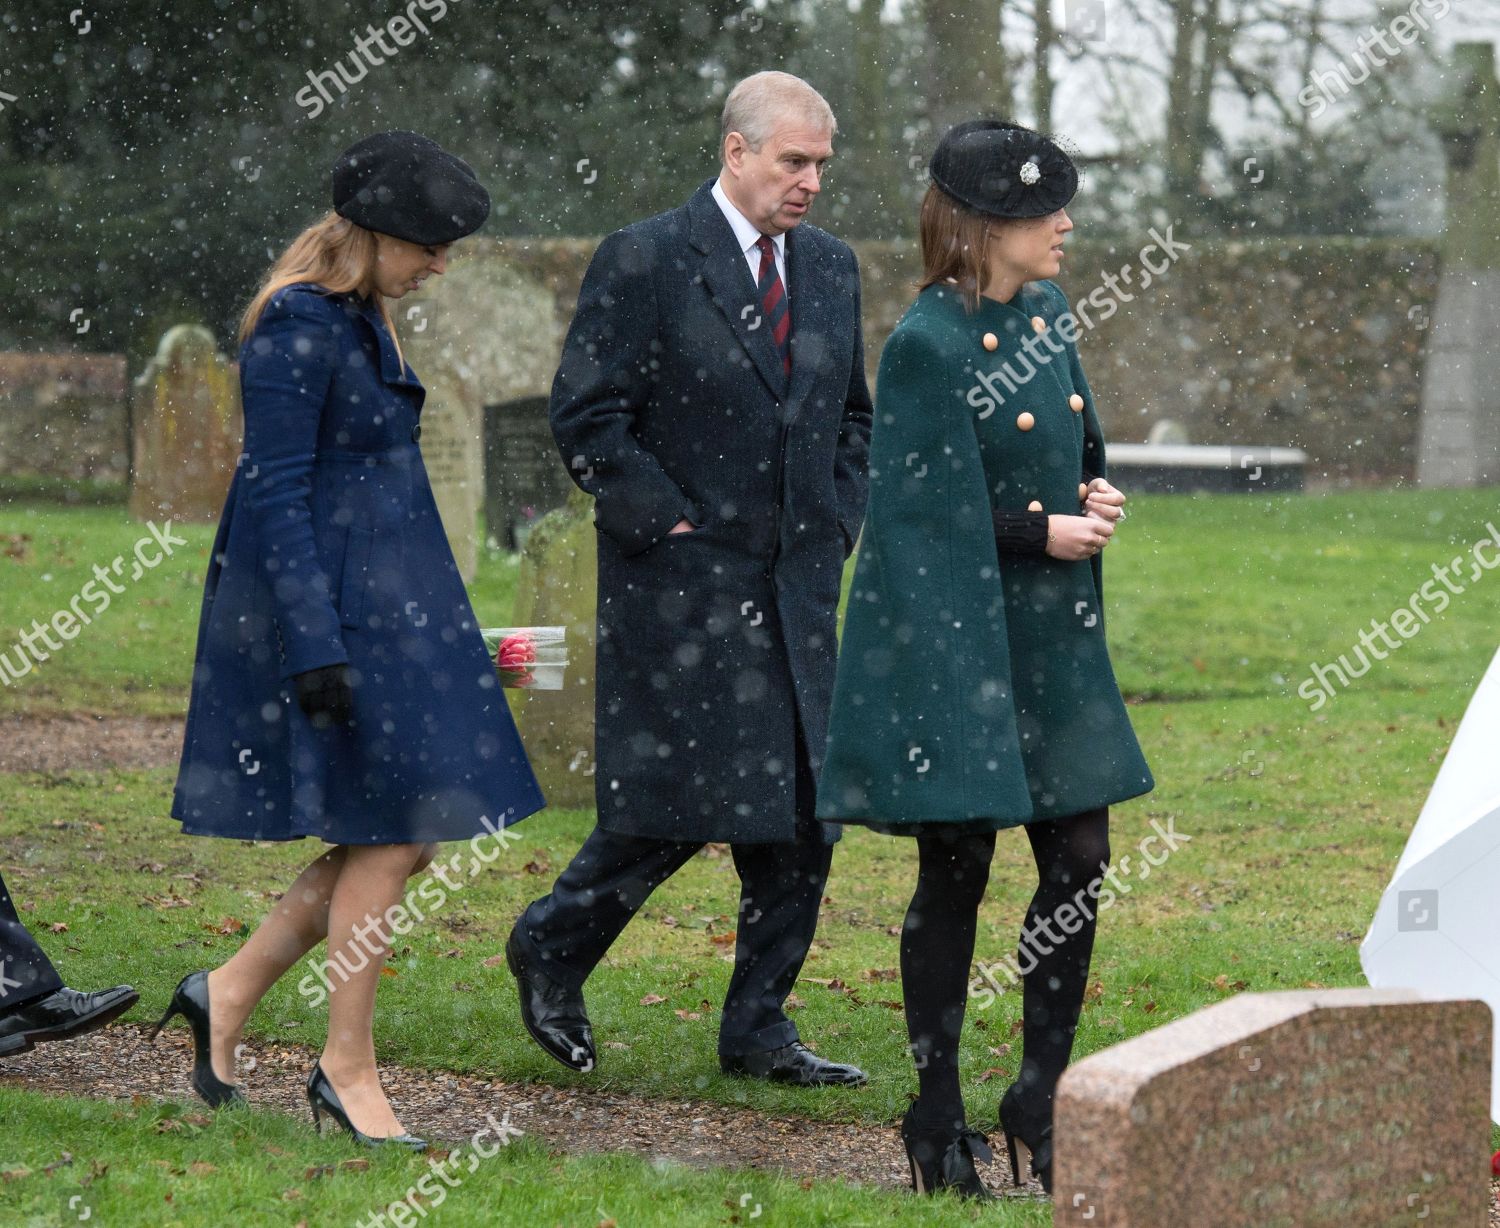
722, 119, 834, 235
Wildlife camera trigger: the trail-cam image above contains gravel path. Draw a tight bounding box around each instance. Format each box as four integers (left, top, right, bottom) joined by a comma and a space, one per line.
0, 713, 184, 774
0, 1022, 1043, 1201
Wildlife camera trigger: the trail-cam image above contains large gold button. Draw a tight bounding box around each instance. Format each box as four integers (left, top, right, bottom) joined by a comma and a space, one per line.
1079, 483, 1089, 501
1069, 393, 1084, 411
982, 332, 999, 351
1028, 500, 1044, 512
1031, 315, 1046, 333
1016, 412, 1035, 431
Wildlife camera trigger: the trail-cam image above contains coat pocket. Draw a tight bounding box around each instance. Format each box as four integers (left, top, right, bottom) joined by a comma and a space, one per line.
338, 524, 374, 630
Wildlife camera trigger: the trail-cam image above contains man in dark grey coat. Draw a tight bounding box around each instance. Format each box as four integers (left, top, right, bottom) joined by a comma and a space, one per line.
507, 70, 872, 1084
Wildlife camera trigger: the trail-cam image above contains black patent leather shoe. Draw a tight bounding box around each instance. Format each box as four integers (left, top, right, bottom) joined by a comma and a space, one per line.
901, 1101, 997, 1199
998, 1081, 1055, 1193
505, 923, 596, 1073
0, 984, 138, 1057
307, 1062, 427, 1149
148, 971, 245, 1108
720, 1040, 868, 1086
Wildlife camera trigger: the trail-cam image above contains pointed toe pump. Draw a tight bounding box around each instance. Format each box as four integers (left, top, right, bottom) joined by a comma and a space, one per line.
149, 971, 245, 1109
306, 1062, 427, 1150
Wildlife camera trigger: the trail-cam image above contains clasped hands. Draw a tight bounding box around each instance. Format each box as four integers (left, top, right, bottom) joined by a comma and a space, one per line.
1045, 478, 1127, 561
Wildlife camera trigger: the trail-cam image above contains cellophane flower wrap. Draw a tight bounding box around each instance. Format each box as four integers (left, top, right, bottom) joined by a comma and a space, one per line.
480, 626, 567, 690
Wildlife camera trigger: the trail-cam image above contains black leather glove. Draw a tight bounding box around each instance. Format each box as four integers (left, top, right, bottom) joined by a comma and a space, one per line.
294, 664, 355, 729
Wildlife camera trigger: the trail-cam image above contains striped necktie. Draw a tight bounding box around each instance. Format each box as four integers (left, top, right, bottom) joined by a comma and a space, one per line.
754, 234, 791, 379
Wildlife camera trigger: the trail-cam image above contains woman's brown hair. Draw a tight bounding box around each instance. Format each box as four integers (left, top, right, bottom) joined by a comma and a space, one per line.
916, 184, 1002, 314
237, 210, 405, 368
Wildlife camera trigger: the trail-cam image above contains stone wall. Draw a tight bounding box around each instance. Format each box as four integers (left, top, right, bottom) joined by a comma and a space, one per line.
0, 235, 1443, 489
430, 234, 1441, 486
0, 353, 129, 483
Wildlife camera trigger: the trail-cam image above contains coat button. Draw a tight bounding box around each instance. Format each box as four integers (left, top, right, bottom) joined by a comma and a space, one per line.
411, 424, 422, 441
982, 332, 999, 351
1079, 483, 1090, 501
1069, 393, 1084, 411
1031, 316, 1047, 333
1016, 412, 1035, 431
1028, 499, 1044, 512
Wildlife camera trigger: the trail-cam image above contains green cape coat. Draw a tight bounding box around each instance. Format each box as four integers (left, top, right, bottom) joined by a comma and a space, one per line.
815, 279, 1154, 832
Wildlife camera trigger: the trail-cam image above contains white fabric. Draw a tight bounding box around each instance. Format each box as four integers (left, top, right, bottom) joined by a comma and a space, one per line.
1360, 645, 1500, 1122
711, 177, 788, 297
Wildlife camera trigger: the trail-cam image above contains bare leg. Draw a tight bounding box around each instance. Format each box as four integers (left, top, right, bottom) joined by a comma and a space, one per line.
205, 842, 437, 1084
317, 841, 433, 1138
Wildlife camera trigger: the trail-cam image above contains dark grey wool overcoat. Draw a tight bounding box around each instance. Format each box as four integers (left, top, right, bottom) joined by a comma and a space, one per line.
550, 178, 873, 844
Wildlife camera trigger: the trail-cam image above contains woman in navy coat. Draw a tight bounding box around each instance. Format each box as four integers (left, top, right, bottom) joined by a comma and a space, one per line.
157, 133, 544, 1145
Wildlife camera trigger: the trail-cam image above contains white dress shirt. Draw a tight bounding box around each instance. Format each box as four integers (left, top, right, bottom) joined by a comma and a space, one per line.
711, 177, 788, 299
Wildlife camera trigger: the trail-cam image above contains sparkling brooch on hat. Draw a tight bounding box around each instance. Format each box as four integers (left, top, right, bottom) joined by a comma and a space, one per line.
1019, 159, 1041, 186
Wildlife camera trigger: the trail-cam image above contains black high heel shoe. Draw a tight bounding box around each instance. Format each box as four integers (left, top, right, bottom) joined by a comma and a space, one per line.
148, 971, 245, 1109
998, 1082, 1054, 1193
306, 1062, 427, 1149
900, 1101, 996, 1199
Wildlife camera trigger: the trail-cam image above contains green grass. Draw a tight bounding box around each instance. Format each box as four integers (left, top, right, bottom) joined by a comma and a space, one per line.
2, 487, 1499, 1221
1, 1087, 1033, 1228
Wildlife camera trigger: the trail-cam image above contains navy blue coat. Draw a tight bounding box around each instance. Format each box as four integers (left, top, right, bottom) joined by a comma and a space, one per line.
551, 179, 873, 844
170, 284, 545, 845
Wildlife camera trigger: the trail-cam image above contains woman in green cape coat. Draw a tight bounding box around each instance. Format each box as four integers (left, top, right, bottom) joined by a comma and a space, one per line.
816, 121, 1154, 1199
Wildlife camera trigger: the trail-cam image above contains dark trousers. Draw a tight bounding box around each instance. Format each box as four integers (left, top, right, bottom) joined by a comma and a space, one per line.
0, 869, 62, 1013
517, 720, 833, 1057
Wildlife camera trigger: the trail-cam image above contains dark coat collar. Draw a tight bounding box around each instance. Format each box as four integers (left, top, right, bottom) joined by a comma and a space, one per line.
686, 177, 827, 414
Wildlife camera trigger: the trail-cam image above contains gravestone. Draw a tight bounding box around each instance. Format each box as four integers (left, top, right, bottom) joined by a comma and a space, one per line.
416, 381, 485, 583
483, 396, 574, 551
1051, 987, 1491, 1226
128, 325, 241, 522
1417, 42, 1500, 488
503, 484, 597, 809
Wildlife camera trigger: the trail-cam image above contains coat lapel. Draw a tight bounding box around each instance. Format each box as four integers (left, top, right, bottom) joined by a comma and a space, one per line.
782, 225, 824, 421
688, 180, 791, 402
345, 294, 426, 406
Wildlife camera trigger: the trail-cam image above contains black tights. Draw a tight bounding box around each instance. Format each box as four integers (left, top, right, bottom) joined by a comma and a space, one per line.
900, 807, 1111, 1130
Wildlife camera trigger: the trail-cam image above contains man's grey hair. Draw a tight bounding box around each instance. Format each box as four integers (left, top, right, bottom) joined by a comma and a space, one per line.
720, 71, 837, 154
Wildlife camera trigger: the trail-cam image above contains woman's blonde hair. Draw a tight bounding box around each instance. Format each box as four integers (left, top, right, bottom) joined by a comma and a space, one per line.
916, 184, 1003, 314
237, 210, 404, 368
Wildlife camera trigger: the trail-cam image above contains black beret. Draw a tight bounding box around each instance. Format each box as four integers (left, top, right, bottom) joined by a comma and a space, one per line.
332, 130, 490, 246
928, 120, 1078, 219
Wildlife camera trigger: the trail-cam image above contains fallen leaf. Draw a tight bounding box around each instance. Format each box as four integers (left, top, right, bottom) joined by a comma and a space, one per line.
639, 993, 667, 1006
